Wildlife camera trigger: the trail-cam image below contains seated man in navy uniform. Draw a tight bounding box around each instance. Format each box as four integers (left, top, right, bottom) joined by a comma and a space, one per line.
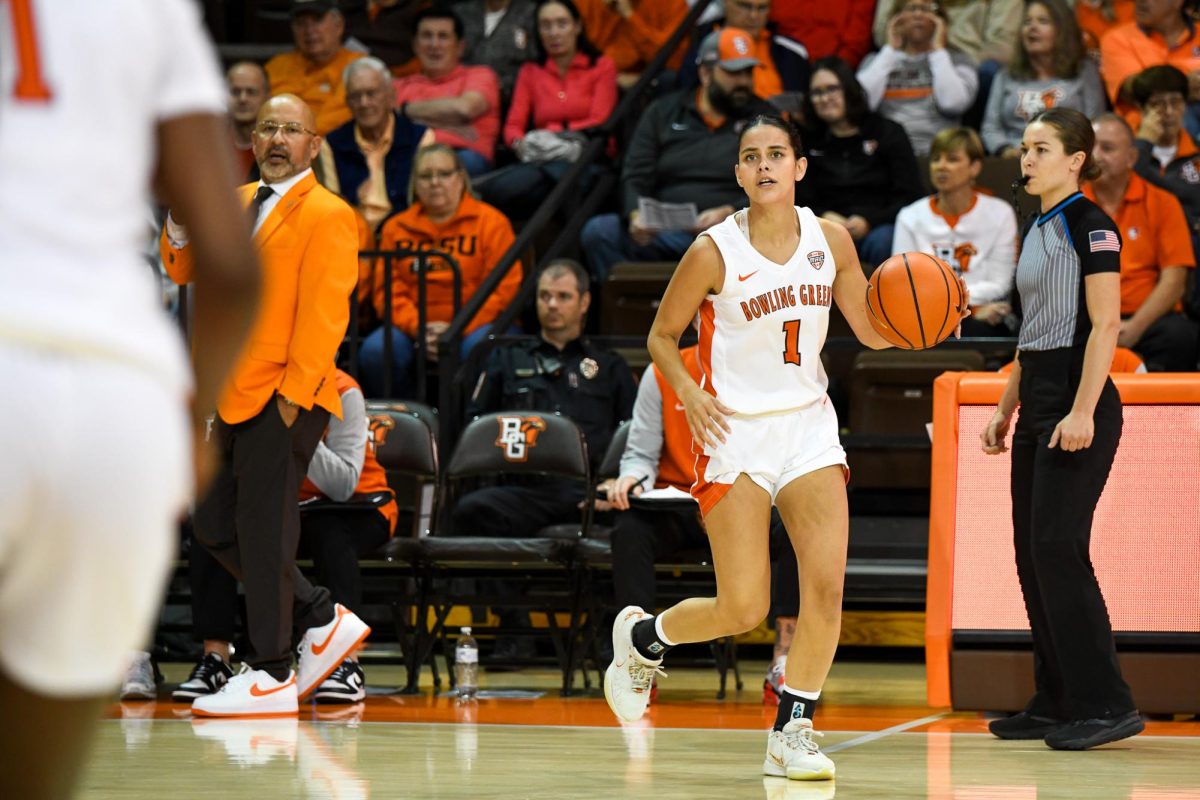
453, 258, 636, 663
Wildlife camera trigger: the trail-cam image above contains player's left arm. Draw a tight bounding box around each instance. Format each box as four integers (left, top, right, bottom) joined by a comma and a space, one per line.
825, 219, 894, 350
280, 201, 358, 409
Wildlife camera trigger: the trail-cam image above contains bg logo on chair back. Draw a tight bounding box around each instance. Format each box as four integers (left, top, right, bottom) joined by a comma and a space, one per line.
495, 415, 547, 462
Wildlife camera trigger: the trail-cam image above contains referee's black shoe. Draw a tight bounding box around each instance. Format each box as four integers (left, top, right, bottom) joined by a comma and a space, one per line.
988, 711, 1066, 740
1044, 711, 1145, 751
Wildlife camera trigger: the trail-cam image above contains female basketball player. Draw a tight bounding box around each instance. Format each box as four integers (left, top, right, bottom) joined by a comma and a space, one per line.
604, 115, 899, 782
980, 107, 1143, 750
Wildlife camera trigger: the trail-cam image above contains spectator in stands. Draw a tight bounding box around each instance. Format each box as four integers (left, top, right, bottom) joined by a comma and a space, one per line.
1076, 0, 1135, 63
455, 259, 636, 662
579, 28, 774, 283
857, 0, 979, 157
1130, 65, 1200, 268
298, 369, 399, 703
572, 0, 688, 88
678, 0, 810, 102
769, 0, 875, 68
1084, 114, 1199, 370
871, 0, 1023, 79
395, 8, 502, 176
892, 128, 1019, 336
174, 369, 399, 705
266, 0, 361, 135
798, 57, 924, 267
456, 0, 538, 108
1099, 0, 1200, 112
318, 57, 432, 234
479, 0, 617, 219
359, 144, 522, 398
343, 0, 429, 75
227, 62, 269, 182
600, 343, 801, 705
982, 0, 1105, 158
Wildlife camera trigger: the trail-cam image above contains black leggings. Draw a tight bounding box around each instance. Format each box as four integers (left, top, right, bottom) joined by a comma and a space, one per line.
1011, 348, 1135, 721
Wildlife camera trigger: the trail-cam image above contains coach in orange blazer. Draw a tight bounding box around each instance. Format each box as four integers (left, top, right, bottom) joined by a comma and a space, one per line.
161, 94, 369, 715
162, 157, 354, 424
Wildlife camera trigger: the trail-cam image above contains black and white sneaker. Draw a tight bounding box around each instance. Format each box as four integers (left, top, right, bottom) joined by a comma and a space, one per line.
172, 652, 234, 701
312, 660, 366, 704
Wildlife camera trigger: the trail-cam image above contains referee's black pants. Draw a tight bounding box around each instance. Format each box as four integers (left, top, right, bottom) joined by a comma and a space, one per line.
194, 401, 335, 677
1011, 348, 1135, 721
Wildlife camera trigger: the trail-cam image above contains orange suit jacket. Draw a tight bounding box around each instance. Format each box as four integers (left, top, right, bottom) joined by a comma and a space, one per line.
161, 172, 358, 424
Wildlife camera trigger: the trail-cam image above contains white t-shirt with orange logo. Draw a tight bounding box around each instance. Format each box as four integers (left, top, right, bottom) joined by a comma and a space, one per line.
892, 192, 1019, 306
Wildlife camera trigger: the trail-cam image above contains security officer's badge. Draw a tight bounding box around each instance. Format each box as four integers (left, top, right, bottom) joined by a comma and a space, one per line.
579, 358, 599, 380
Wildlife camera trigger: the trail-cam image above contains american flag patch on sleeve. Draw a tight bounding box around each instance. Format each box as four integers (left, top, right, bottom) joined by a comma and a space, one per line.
1088, 230, 1120, 252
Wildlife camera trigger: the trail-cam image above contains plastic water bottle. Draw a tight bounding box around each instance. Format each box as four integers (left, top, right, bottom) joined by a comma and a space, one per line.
454, 626, 479, 699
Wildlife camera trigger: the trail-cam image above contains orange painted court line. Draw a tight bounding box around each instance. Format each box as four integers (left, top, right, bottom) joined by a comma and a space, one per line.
106, 696, 1200, 738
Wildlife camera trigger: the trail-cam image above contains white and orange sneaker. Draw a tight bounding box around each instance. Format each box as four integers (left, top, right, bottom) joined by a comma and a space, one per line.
604, 605, 666, 723
192, 665, 299, 718
764, 718, 835, 781
297, 604, 371, 700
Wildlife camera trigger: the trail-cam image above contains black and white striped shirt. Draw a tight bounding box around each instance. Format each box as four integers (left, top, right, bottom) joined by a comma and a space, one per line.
1015, 193, 1122, 351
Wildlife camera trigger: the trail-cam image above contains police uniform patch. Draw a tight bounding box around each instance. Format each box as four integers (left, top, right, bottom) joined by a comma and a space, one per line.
579, 357, 599, 379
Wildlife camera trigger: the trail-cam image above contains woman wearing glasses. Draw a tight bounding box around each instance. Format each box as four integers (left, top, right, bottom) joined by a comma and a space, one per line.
358, 144, 522, 399
797, 56, 923, 267
856, 0, 978, 157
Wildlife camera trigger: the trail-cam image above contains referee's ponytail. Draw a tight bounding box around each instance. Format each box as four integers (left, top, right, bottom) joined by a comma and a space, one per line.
1029, 107, 1101, 182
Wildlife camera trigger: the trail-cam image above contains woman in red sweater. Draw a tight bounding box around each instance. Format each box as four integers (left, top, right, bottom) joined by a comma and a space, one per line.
478, 0, 618, 219
360, 144, 522, 398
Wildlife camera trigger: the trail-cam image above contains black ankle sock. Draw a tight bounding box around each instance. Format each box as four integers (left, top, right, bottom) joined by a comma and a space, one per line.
631, 617, 671, 661
774, 689, 818, 732
262, 667, 291, 684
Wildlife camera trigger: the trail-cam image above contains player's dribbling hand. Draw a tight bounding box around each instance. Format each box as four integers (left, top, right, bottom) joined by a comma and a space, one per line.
681, 385, 735, 450
1048, 411, 1093, 452
980, 409, 1011, 455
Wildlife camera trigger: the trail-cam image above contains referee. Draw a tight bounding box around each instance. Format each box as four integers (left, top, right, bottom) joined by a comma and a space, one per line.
980, 108, 1143, 751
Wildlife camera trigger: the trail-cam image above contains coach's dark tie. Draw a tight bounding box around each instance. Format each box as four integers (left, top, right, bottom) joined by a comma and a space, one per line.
248, 184, 274, 227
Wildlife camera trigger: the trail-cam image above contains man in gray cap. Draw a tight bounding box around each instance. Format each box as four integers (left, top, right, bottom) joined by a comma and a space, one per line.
580, 28, 775, 283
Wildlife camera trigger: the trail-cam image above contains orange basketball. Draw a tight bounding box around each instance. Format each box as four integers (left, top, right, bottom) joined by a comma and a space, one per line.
865, 252, 966, 350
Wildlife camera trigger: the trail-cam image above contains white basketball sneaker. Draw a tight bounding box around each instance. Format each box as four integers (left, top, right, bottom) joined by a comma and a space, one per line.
604, 605, 666, 723
192, 665, 298, 717
296, 604, 371, 700
764, 718, 835, 781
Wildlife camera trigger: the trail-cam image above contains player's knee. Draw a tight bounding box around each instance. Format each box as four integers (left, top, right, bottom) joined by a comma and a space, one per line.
717, 594, 770, 634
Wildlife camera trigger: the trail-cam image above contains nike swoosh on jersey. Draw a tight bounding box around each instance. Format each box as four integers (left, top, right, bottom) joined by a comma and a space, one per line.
738, 271, 759, 281
249, 676, 296, 697
312, 606, 350, 656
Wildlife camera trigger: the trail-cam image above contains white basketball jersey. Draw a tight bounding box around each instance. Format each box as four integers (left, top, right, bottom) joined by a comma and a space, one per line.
0, 0, 226, 389
699, 206, 834, 416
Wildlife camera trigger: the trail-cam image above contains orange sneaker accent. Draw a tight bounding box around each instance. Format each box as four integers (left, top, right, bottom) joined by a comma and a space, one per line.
312, 606, 350, 656
249, 676, 296, 698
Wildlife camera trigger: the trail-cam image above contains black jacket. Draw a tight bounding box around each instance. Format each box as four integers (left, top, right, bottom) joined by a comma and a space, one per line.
468, 336, 636, 468
797, 113, 923, 229
620, 89, 775, 219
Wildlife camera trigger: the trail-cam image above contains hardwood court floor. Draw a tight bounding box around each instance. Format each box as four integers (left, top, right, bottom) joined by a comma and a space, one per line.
87, 660, 1200, 799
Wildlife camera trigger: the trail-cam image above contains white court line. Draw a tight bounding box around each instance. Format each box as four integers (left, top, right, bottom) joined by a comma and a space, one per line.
823, 712, 949, 753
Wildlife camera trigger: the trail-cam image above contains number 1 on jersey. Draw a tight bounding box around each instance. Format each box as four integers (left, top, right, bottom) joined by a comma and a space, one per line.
782, 319, 801, 366
8, 0, 53, 101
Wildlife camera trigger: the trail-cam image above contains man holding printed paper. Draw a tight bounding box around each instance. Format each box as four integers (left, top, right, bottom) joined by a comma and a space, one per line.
579, 28, 775, 283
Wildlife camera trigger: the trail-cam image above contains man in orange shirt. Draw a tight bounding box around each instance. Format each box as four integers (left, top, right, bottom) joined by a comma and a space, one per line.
573, 0, 688, 88
1099, 0, 1200, 112
162, 94, 369, 716
1086, 113, 1199, 370
265, 0, 362, 135
678, 1, 810, 101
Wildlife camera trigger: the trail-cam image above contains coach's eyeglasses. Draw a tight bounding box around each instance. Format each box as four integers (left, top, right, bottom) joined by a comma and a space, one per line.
254, 121, 317, 140
809, 86, 843, 99
415, 169, 461, 184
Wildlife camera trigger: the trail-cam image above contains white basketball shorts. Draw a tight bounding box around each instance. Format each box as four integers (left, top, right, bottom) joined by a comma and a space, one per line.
691, 396, 847, 516
0, 343, 190, 697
